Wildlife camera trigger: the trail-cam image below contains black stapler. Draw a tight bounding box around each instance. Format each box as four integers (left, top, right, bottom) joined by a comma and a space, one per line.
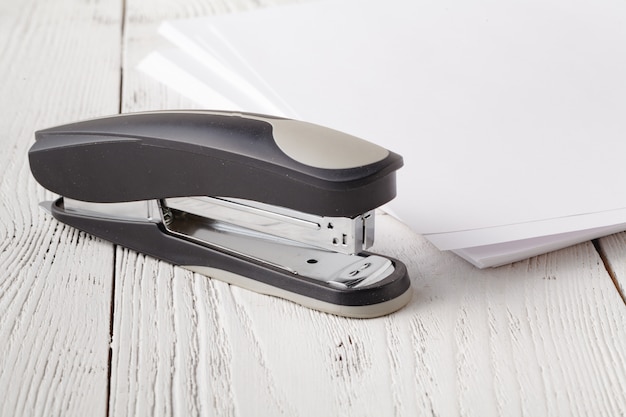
28, 111, 411, 317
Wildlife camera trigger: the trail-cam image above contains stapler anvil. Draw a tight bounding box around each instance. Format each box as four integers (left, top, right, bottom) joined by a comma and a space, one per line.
28, 111, 411, 317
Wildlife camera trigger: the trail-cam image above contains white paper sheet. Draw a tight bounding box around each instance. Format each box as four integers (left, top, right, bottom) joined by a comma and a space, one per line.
139, 0, 626, 266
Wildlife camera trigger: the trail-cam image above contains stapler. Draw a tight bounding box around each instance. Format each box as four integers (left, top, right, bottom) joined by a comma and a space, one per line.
28, 111, 411, 317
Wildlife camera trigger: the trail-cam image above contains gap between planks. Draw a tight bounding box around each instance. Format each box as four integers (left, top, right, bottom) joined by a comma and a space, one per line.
592, 239, 626, 305
118, 0, 127, 115
106, 245, 118, 417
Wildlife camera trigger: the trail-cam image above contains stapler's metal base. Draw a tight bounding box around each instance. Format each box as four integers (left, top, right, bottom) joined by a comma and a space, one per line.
47, 198, 412, 318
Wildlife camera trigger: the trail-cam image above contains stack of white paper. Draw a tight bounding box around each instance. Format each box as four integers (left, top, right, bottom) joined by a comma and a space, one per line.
139, 0, 626, 267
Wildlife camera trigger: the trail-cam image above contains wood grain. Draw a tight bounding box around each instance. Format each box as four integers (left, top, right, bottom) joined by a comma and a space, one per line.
0, 0, 121, 415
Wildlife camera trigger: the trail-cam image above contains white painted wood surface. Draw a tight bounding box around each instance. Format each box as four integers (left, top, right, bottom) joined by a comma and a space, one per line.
1, 0, 625, 416
0, 0, 121, 415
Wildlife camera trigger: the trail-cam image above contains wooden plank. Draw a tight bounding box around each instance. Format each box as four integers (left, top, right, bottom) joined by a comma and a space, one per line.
108, 218, 626, 416
113, 1, 626, 416
0, 0, 122, 415
375, 215, 626, 417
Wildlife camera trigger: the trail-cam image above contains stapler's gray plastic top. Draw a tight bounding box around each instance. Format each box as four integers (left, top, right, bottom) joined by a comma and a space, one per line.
30, 111, 403, 217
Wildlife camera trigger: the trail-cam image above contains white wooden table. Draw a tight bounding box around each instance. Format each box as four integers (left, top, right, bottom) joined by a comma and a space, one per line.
1, 0, 625, 416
